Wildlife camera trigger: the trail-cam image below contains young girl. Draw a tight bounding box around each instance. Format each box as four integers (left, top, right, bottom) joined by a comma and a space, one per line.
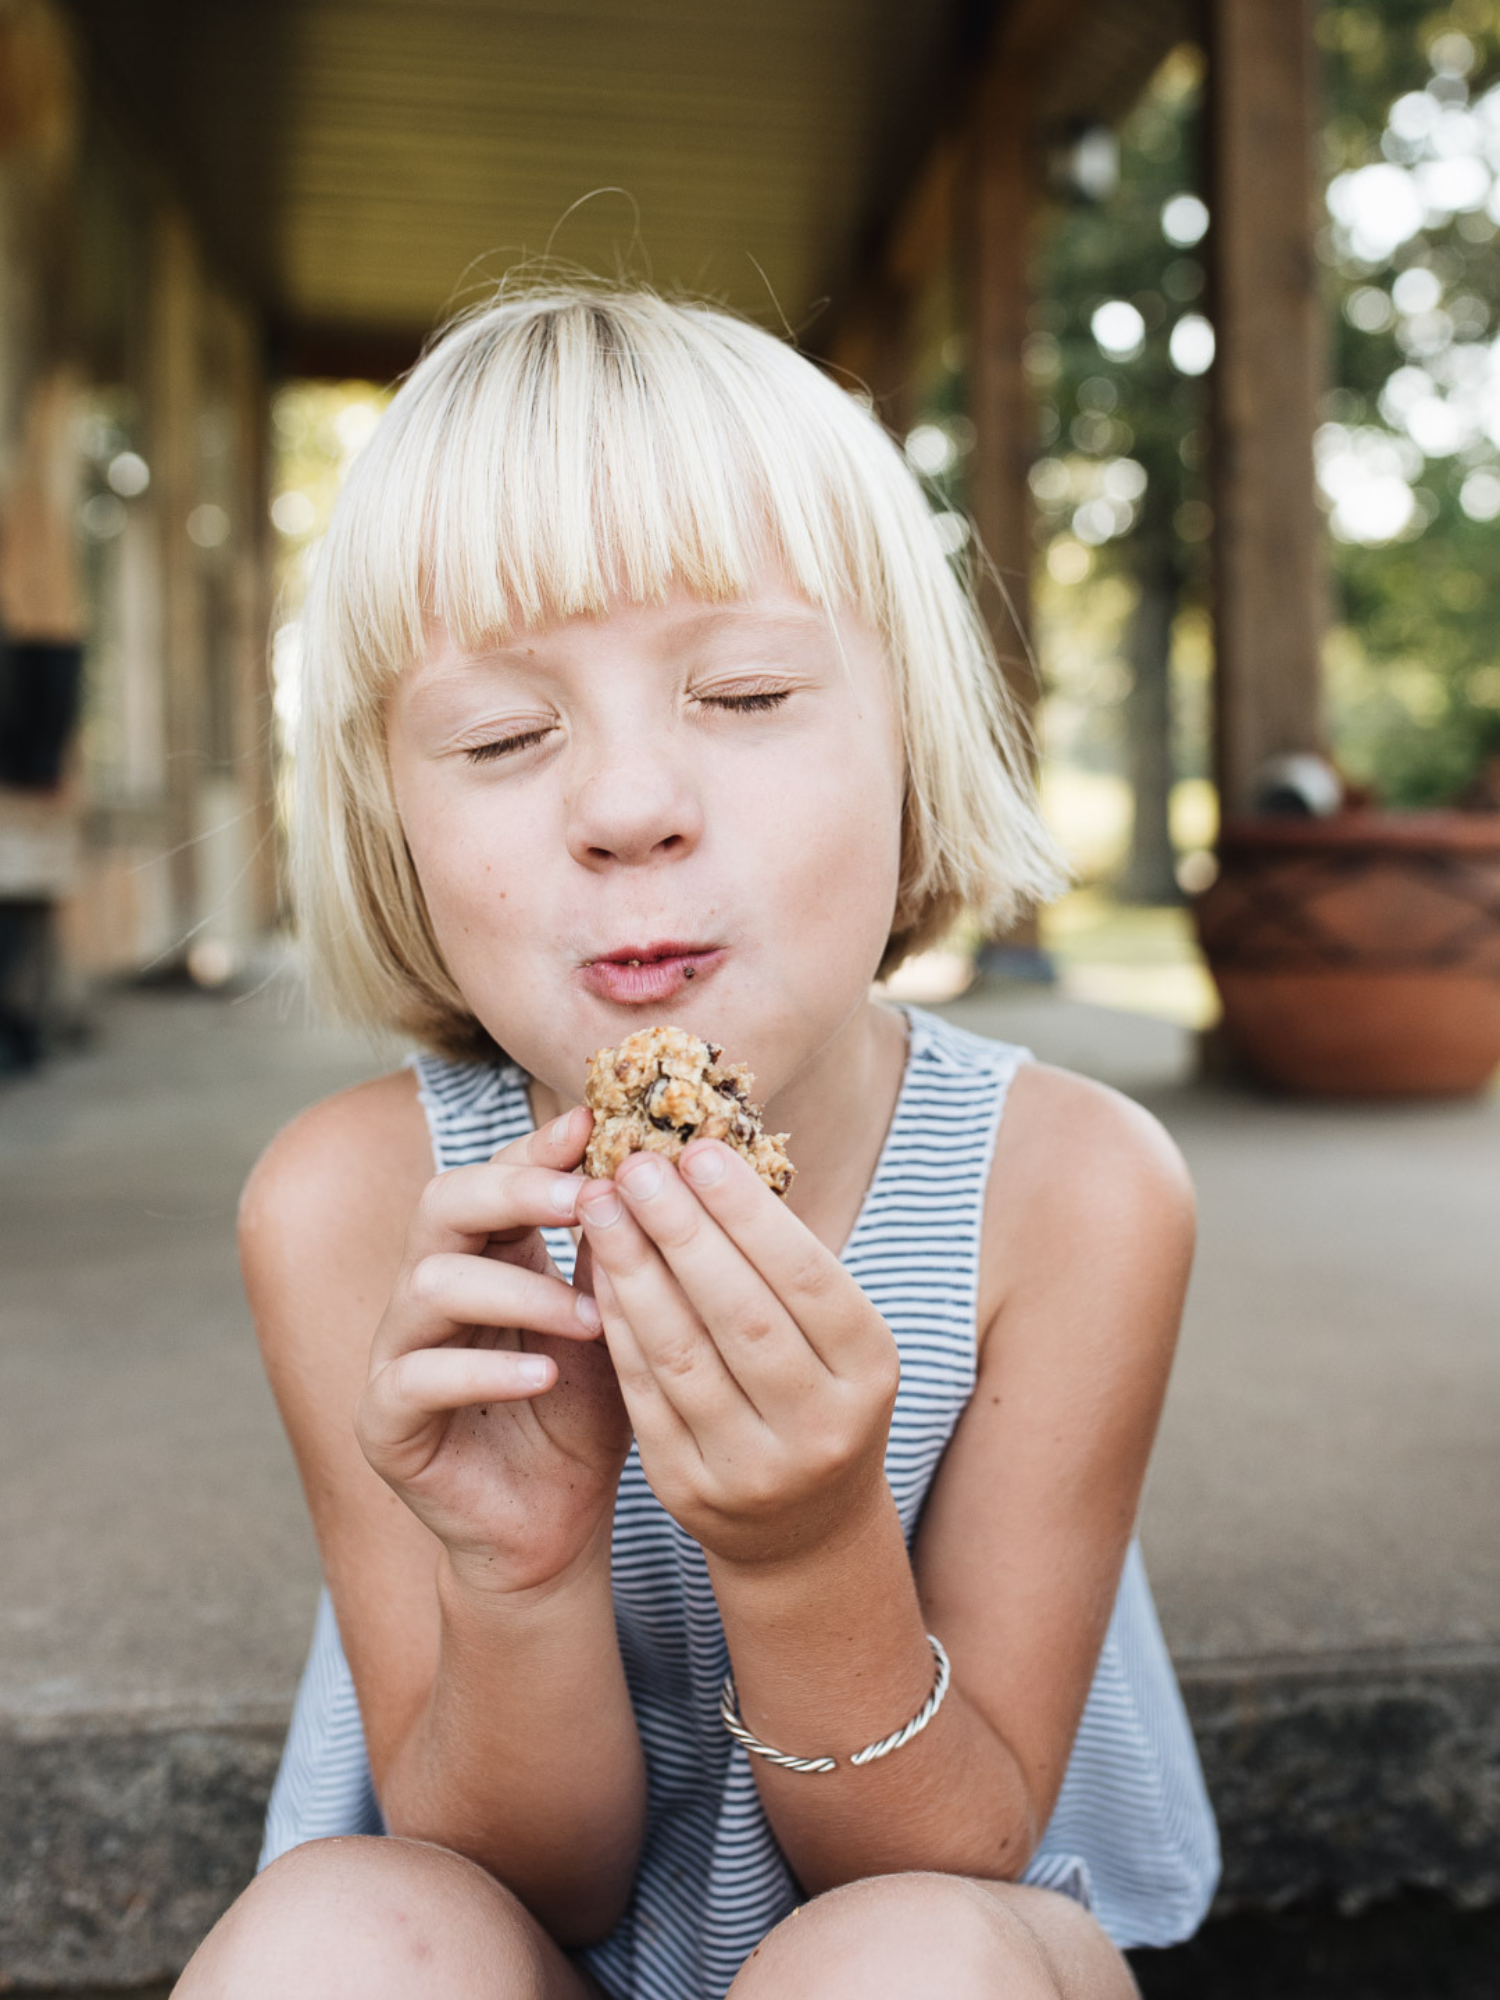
177, 283, 1218, 2000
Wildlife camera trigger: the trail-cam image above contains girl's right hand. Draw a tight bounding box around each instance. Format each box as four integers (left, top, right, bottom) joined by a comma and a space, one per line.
354, 1105, 633, 1597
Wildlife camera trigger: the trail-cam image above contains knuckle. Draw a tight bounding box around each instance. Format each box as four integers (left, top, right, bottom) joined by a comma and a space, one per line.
651, 1468, 698, 1520
489, 1129, 531, 1167
377, 1352, 415, 1413
724, 1302, 778, 1347
734, 1455, 788, 1513
352, 1382, 377, 1446
610, 1232, 654, 1279
416, 1165, 477, 1232
406, 1253, 453, 1310
653, 1203, 702, 1251
785, 1245, 833, 1303
412, 1171, 451, 1231
611, 1352, 655, 1400
805, 1415, 858, 1477
652, 1334, 702, 1381
869, 1345, 902, 1405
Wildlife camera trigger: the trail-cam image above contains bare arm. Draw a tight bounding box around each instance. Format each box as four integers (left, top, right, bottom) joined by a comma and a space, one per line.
580, 1064, 1193, 1894
241, 1075, 644, 1945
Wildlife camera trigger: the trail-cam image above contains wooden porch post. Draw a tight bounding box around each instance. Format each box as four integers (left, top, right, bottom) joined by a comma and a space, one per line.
966, 57, 1047, 966
866, 277, 915, 442
825, 274, 915, 444
967, 61, 1038, 709
147, 206, 204, 948
1207, 0, 1328, 812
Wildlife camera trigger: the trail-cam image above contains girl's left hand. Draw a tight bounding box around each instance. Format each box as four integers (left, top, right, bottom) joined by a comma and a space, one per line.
577, 1141, 902, 1571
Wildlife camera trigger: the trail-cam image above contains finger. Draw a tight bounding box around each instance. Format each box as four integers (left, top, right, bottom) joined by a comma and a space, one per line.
416, 1159, 586, 1253
578, 1176, 758, 1437
372, 1256, 600, 1369
360, 1345, 554, 1461
497, 1103, 593, 1173
589, 1264, 701, 1466
676, 1141, 869, 1374
613, 1151, 825, 1422
571, 1236, 604, 1342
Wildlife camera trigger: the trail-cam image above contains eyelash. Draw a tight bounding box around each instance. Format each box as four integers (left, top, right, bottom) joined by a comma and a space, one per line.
700, 689, 791, 714
462, 691, 791, 763
464, 728, 552, 764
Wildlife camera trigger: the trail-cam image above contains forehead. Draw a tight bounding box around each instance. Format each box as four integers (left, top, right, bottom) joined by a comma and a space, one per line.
410, 583, 864, 685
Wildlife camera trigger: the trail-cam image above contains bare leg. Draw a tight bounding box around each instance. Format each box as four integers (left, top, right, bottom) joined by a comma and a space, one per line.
173, 1837, 612, 2000
726, 1873, 1140, 2000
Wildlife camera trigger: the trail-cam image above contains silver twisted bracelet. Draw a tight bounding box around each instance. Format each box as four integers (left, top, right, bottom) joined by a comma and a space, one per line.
718, 1634, 951, 1774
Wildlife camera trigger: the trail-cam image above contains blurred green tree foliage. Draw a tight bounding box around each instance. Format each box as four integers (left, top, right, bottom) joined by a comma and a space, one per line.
1023, 3, 1500, 850
1319, 0, 1500, 804
1030, 49, 1210, 898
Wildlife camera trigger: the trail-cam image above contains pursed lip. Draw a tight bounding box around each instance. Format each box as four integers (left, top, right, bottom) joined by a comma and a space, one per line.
578, 939, 726, 1006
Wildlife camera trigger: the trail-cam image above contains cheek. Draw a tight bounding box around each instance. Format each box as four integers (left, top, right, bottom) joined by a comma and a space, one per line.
750, 715, 904, 933
393, 763, 544, 959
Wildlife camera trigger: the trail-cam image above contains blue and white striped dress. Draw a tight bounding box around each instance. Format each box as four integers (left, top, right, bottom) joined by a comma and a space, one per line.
260, 1006, 1219, 1996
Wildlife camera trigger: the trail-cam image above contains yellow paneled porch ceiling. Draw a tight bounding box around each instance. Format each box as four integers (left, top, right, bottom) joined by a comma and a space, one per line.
64, 0, 1189, 365
273, 0, 957, 334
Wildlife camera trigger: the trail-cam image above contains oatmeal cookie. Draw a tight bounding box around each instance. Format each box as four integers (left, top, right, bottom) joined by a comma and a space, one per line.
583, 1025, 794, 1195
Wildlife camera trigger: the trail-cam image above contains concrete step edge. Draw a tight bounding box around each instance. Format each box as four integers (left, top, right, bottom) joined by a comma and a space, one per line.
3, 1650, 1498, 1985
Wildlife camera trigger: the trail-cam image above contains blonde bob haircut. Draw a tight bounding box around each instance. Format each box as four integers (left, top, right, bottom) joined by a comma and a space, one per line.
293, 276, 1066, 1060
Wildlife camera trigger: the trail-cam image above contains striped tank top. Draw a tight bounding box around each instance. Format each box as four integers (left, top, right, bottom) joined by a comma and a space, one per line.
259, 1006, 1219, 1995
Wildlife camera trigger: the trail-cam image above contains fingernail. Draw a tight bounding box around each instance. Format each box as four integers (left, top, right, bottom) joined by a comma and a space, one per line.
549, 1175, 580, 1217
548, 1111, 577, 1144
620, 1155, 664, 1199
575, 1291, 602, 1331
517, 1355, 550, 1387
582, 1187, 622, 1227
682, 1144, 726, 1187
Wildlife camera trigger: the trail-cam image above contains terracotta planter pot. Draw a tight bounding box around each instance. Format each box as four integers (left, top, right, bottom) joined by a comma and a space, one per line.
1193, 812, 1500, 1097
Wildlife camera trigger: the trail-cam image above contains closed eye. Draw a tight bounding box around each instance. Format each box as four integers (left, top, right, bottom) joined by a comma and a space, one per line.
463, 726, 554, 764
698, 690, 792, 714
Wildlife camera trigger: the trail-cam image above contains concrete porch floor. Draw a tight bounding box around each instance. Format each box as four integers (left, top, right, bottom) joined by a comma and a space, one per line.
1, 978, 1497, 1986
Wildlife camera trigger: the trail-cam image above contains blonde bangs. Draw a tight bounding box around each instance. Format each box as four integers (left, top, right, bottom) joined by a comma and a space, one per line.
323, 289, 888, 700
293, 278, 1066, 1058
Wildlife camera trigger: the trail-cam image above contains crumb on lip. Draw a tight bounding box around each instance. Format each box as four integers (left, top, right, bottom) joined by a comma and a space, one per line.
582, 1024, 794, 1194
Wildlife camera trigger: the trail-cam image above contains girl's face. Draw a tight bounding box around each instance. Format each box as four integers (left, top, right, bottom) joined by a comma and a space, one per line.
386, 573, 905, 1107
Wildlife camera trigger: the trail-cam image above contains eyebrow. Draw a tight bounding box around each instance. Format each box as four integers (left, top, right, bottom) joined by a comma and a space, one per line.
462, 603, 834, 654
660, 605, 834, 650
413, 603, 834, 686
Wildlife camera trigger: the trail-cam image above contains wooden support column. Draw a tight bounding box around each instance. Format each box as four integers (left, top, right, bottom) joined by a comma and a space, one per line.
147, 206, 205, 949
967, 59, 1038, 708
966, 56, 1047, 965
1207, 0, 1328, 812
826, 275, 914, 439
230, 315, 282, 935
866, 277, 915, 441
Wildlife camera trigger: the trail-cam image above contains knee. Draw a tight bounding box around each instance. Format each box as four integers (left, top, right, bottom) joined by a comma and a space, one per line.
731, 1872, 1062, 1999
173, 1836, 544, 1998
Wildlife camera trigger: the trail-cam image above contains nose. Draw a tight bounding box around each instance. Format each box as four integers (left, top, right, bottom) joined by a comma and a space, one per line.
565, 733, 706, 870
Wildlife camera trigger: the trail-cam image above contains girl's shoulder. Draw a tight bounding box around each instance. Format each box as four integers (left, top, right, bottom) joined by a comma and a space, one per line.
242, 1066, 432, 1236
238, 1068, 434, 1343
904, 1005, 1190, 1226
238, 1070, 437, 1562
1001, 1058, 1191, 1192
975, 1050, 1195, 1352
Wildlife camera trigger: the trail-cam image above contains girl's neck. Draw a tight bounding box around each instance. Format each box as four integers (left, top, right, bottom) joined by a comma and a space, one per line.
762, 997, 909, 1255
527, 997, 910, 1259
